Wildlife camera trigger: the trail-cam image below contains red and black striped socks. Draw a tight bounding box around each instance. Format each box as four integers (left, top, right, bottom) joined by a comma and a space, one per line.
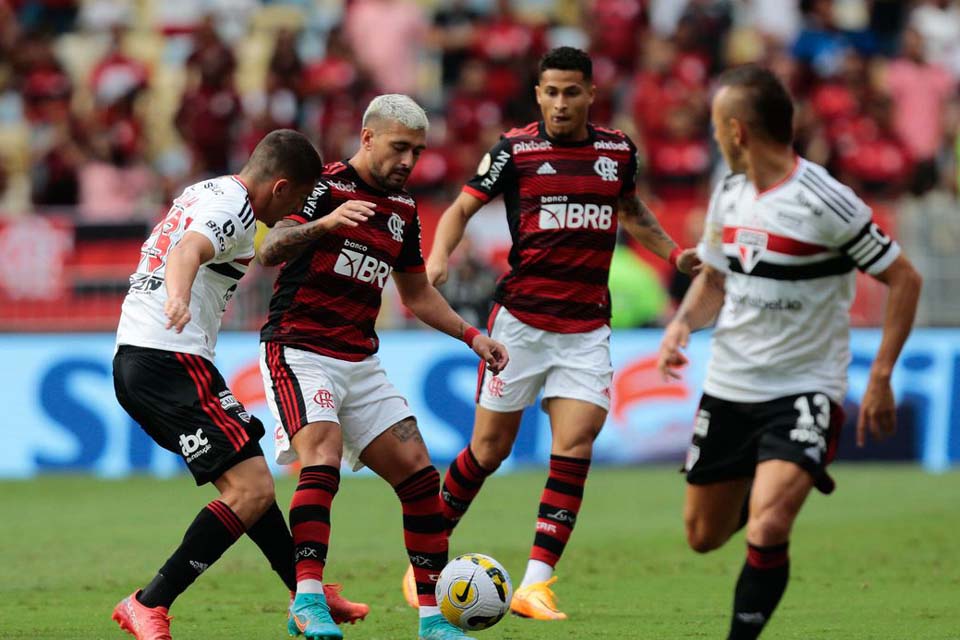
138, 499, 246, 609
290, 465, 339, 592
440, 446, 497, 534
728, 542, 790, 640
521, 454, 590, 588
395, 466, 448, 612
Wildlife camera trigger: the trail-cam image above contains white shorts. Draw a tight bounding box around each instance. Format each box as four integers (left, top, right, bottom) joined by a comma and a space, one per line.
477, 306, 613, 413
259, 343, 414, 471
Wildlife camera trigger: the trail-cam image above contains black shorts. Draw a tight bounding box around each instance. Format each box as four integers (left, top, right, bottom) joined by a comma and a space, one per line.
684, 392, 844, 494
113, 345, 265, 485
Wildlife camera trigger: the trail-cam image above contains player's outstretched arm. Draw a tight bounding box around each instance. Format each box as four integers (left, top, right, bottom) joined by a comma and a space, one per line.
617, 193, 700, 275
656, 265, 726, 380
164, 231, 216, 333
857, 254, 922, 447
426, 191, 485, 286
258, 200, 376, 266
393, 270, 509, 374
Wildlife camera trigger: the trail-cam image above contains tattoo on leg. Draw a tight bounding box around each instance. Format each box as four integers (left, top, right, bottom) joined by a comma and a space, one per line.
391, 418, 423, 444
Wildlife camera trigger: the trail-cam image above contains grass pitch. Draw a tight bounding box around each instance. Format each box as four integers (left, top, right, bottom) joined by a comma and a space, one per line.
1, 465, 958, 639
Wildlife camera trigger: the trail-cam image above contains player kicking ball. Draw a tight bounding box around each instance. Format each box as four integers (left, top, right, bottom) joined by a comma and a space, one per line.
657, 66, 922, 639
110, 130, 366, 640
257, 95, 508, 640
407, 46, 700, 621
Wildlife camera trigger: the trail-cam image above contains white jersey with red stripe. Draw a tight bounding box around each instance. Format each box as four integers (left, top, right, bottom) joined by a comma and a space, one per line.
116, 176, 257, 361
697, 158, 900, 403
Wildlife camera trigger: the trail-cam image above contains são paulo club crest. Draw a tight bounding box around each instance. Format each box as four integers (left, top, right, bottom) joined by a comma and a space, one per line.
734, 228, 768, 273
388, 213, 405, 242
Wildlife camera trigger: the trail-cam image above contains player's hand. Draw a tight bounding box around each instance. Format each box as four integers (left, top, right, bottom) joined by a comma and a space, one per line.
857, 374, 897, 447
321, 200, 376, 231
676, 248, 702, 276
164, 297, 191, 333
657, 319, 690, 381
472, 335, 509, 375
426, 254, 449, 287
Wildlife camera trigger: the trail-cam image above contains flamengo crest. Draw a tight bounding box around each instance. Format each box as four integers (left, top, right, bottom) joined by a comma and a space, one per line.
735, 229, 768, 273
594, 156, 618, 182
388, 213, 405, 242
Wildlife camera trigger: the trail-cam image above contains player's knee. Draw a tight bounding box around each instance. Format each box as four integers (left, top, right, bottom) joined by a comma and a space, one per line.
234, 472, 276, 518
685, 521, 725, 554
746, 509, 793, 546
471, 433, 511, 469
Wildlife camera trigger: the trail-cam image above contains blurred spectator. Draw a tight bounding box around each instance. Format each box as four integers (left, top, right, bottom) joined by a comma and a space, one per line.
446, 59, 502, 147
17, 0, 78, 36
833, 94, 913, 200
268, 28, 303, 95
910, 0, 960, 78
431, 0, 482, 91
186, 17, 237, 80
78, 120, 157, 221
89, 25, 148, 108
744, 0, 802, 44
880, 26, 956, 194
175, 35, 241, 176
644, 104, 711, 201
792, 0, 877, 79
344, 0, 428, 95
436, 236, 497, 328
631, 36, 702, 140
587, 0, 643, 74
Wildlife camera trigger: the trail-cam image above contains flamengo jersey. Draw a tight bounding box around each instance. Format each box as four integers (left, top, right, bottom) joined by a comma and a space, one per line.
698, 158, 901, 404
260, 161, 425, 361
116, 176, 257, 361
464, 121, 638, 333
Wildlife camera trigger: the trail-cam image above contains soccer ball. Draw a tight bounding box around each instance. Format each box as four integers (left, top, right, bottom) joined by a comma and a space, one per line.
436, 553, 513, 631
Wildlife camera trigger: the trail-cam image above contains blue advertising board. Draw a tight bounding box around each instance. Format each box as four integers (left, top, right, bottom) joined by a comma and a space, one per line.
0, 330, 956, 478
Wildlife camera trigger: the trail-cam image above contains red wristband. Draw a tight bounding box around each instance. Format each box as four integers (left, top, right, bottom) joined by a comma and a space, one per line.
463, 326, 481, 348
669, 246, 683, 268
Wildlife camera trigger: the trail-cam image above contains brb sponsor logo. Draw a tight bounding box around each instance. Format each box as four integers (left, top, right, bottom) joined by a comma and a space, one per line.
539, 196, 613, 231
333, 239, 392, 288
180, 428, 211, 462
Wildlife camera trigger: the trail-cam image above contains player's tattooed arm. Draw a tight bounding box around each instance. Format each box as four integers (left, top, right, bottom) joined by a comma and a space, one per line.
258, 200, 377, 266
390, 417, 424, 444
618, 193, 678, 257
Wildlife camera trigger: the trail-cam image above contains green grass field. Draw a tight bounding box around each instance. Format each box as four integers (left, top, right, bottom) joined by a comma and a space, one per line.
1, 465, 958, 639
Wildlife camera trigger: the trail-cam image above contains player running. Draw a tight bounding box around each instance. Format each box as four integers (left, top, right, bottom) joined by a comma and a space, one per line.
412, 46, 699, 620
111, 130, 350, 640
257, 94, 508, 640
657, 66, 922, 639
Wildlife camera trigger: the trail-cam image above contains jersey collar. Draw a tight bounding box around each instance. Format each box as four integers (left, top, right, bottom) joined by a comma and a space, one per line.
537, 121, 596, 147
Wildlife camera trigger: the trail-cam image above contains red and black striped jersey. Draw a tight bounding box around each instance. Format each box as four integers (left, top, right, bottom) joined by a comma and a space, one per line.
260, 161, 425, 361
463, 121, 638, 333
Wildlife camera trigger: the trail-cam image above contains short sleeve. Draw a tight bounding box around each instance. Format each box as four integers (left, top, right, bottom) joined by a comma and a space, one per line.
463, 137, 515, 203
186, 200, 250, 263
287, 179, 334, 224
395, 210, 425, 273
696, 177, 732, 272
814, 173, 902, 275
620, 136, 639, 197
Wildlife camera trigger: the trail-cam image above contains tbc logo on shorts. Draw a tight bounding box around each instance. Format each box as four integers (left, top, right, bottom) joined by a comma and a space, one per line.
487, 375, 505, 398
593, 155, 618, 181
314, 389, 335, 409
180, 428, 211, 462
387, 213, 405, 242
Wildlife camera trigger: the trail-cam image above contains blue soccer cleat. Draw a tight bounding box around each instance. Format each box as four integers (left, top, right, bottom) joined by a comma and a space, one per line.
418, 614, 477, 640
288, 592, 343, 639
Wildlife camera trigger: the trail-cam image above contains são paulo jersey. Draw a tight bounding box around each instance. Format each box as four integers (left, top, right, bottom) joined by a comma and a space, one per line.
463, 121, 638, 333
116, 176, 257, 361
698, 158, 900, 403
260, 161, 424, 361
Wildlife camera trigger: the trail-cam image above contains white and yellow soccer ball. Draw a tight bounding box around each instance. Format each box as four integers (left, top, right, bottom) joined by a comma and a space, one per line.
436, 553, 513, 631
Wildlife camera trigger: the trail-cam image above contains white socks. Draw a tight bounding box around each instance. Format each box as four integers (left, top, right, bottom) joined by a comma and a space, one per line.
297, 579, 324, 595
519, 559, 553, 589
420, 605, 441, 618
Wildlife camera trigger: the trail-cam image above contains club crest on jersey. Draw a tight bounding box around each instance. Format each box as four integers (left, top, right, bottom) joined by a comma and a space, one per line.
593, 155, 618, 182
387, 213, 405, 242
735, 229, 768, 273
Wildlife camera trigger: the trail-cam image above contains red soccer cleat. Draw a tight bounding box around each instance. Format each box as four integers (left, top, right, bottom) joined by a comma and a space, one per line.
111, 590, 173, 640
289, 585, 369, 625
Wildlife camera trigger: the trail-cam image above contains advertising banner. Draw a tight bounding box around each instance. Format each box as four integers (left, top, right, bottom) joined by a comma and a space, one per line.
0, 330, 956, 478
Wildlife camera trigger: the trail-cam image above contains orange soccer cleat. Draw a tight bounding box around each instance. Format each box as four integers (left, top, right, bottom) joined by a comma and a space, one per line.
509, 577, 568, 621
402, 565, 420, 608
111, 590, 173, 640
323, 583, 369, 625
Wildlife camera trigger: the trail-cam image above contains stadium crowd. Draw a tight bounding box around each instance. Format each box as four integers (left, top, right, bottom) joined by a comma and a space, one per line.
0, 0, 958, 327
